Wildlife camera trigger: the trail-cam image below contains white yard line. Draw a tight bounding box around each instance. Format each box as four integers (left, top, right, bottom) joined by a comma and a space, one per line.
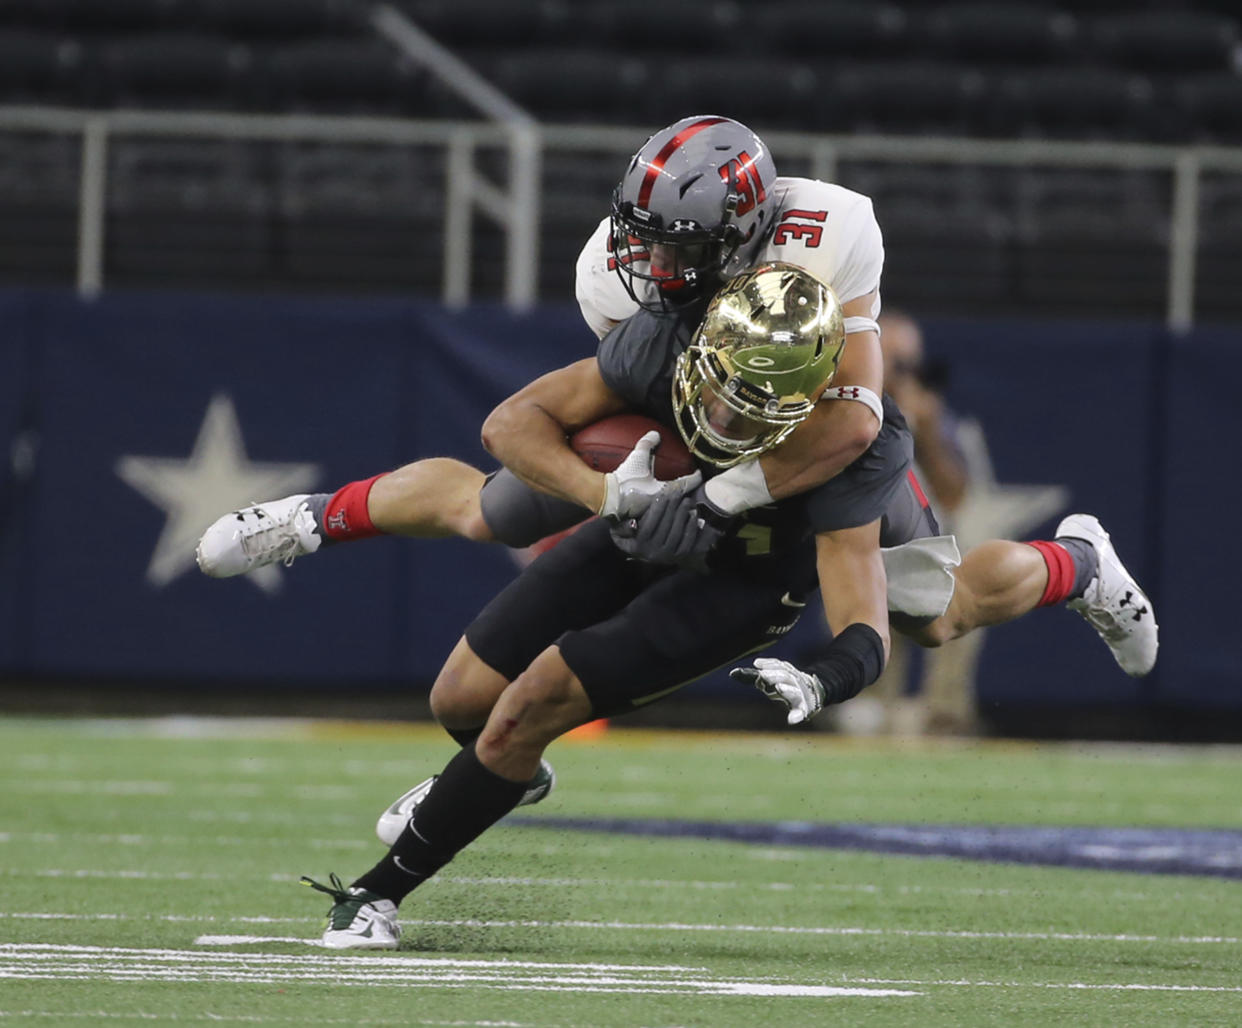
853, 976, 1242, 993
2, 910, 1239, 945
4, 943, 1239, 997
0, 944, 916, 999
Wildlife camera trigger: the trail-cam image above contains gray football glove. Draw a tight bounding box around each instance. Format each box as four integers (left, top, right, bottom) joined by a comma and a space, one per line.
610, 491, 723, 570
597, 430, 701, 522
731, 657, 826, 725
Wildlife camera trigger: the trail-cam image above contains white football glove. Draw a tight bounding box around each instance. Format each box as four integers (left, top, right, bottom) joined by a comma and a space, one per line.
730, 657, 826, 726
597, 430, 701, 521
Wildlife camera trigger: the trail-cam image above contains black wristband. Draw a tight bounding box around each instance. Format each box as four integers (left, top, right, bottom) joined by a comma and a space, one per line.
805, 623, 886, 706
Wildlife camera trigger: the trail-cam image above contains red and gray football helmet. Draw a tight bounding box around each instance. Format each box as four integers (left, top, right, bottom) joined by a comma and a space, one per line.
610, 115, 778, 312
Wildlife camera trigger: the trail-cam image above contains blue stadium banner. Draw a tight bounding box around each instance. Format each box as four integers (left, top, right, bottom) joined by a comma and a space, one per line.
0, 287, 1237, 711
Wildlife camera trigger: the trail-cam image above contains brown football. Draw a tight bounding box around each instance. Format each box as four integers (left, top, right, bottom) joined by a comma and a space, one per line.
570, 413, 694, 480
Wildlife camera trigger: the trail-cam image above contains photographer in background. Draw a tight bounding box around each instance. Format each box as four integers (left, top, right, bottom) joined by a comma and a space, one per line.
835, 309, 982, 736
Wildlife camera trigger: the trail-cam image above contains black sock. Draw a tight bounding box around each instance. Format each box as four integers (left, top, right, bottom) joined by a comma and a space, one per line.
445, 725, 482, 747
353, 743, 527, 904
1055, 536, 1099, 600
444, 725, 546, 789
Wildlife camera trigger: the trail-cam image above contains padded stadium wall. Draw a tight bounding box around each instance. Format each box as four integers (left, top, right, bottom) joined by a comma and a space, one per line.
0, 288, 1237, 730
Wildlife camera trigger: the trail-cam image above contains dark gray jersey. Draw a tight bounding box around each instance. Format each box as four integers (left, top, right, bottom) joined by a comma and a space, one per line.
597, 306, 916, 566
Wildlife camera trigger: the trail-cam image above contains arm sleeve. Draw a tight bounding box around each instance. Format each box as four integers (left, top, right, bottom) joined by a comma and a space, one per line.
595, 310, 680, 409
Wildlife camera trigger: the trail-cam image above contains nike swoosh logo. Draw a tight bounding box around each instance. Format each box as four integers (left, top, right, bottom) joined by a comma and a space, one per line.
779, 592, 806, 608
392, 855, 424, 878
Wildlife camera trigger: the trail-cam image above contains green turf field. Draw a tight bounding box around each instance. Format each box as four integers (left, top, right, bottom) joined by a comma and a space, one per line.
1, 716, 1241, 1027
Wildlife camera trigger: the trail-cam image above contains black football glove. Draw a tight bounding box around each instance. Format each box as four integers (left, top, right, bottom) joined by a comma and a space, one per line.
610, 491, 723, 571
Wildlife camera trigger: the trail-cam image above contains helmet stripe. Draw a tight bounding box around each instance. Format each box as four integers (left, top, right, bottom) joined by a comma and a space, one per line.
636, 117, 728, 211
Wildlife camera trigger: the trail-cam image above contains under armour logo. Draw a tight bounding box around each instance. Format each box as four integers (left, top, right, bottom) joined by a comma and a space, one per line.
326, 511, 348, 533
1120, 591, 1149, 621
835, 386, 860, 399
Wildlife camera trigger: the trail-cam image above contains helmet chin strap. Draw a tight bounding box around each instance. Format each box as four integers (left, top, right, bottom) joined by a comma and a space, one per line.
717, 166, 742, 268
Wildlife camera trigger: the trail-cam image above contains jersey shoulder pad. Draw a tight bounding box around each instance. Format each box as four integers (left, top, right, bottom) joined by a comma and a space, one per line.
575, 216, 640, 339
759, 178, 883, 303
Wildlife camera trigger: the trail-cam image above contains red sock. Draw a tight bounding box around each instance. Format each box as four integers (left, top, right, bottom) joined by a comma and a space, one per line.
1027, 540, 1075, 607
322, 474, 387, 541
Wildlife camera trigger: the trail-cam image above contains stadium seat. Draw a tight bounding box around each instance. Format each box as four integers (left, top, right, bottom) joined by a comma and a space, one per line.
0, 0, 176, 34
819, 61, 987, 136
1196, 174, 1242, 318
190, 0, 369, 42
276, 141, 445, 220
90, 33, 257, 110
663, 57, 822, 135
1174, 73, 1242, 144
488, 49, 654, 124
103, 135, 273, 287
567, 0, 747, 54
1198, 174, 1242, 247
986, 67, 1156, 140
0, 30, 86, 105
1014, 221, 1168, 319
746, 2, 909, 59
920, 3, 1080, 66
1010, 165, 1170, 317
266, 40, 426, 116
868, 197, 1016, 314
393, 0, 551, 48
108, 138, 267, 214
1085, 11, 1240, 74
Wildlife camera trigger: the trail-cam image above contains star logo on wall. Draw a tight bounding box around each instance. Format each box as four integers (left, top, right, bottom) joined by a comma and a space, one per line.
116, 394, 321, 593
948, 418, 1070, 548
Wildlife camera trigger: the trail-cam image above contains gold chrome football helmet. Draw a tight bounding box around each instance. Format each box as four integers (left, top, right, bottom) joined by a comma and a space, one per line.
673, 262, 846, 467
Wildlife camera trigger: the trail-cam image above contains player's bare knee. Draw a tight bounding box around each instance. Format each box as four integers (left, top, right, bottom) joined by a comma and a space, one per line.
905, 617, 956, 649
456, 508, 496, 543
479, 658, 590, 757
429, 639, 503, 726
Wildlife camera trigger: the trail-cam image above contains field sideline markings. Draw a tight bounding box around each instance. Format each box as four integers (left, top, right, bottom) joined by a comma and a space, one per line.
5, 944, 1241, 996
3, 910, 1238, 945
0, 944, 917, 999
854, 976, 1242, 994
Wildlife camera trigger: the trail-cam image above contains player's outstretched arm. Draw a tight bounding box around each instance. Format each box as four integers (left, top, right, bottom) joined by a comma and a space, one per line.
481, 357, 628, 514
734, 521, 890, 725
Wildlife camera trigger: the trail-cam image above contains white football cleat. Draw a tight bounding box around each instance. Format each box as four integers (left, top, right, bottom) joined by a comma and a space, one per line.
302, 874, 400, 950
196, 495, 321, 578
1057, 513, 1158, 677
375, 759, 557, 847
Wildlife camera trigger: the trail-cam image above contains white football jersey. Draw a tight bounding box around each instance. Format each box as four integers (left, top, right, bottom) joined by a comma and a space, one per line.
575, 176, 885, 339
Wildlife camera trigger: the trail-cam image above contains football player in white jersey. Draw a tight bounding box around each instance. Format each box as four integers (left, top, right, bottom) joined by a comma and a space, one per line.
197, 115, 888, 572
576, 115, 884, 343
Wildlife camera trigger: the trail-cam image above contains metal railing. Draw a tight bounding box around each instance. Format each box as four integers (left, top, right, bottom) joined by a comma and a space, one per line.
2, 103, 1241, 328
